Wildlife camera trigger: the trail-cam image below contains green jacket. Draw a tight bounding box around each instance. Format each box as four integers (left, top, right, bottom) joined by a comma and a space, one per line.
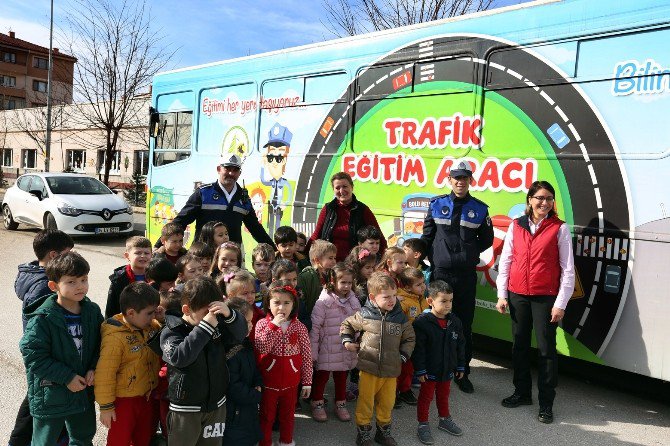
298, 266, 323, 315
20, 294, 103, 419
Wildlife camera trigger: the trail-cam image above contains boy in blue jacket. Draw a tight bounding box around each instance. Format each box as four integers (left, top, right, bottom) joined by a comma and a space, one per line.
20, 251, 103, 446
412, 280, 465, 445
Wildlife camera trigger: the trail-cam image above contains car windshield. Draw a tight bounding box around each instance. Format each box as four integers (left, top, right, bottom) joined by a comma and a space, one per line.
46, 176, 112, 195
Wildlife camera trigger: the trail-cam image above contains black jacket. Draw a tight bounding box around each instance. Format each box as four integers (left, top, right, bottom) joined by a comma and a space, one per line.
411, 312, 465, 381
159, 311, 246, 413
170, 181, 275, 248
105, 265, 133, 319
224, 338, 263, 445
15, 261, 51, 331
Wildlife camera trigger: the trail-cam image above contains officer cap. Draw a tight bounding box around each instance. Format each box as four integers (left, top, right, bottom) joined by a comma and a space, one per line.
449, 160, 473, 178
220, 153, 242, 168
263, 123, 293, 148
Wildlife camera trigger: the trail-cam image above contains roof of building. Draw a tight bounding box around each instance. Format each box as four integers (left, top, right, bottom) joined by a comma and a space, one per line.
0, 32, 77, 61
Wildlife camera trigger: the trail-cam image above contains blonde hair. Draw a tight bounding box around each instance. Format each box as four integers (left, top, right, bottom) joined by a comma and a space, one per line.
215, 267, 255, 298
375, 246, 405, 272
367, 271, 397, 295
309, 239, 337, 262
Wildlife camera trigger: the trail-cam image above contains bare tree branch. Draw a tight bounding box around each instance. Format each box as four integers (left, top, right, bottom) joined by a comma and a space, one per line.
61, 0, 175, 185
323, 0, 495, 37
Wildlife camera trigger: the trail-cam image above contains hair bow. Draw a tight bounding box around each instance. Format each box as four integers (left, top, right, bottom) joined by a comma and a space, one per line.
223, 272, 236, 283
278, 285, 298, 298
358, 248, 371, 260
220, 242, 238, 249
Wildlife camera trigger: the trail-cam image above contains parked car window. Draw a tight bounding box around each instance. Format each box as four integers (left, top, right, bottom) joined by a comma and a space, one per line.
16, 176, 33, 192
46, 176, 113, 195
30, 176, 48, 197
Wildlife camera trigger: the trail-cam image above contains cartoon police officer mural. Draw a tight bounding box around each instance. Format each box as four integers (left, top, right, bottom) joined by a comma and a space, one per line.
261, 123, 293, 237
421, 160, 494, 394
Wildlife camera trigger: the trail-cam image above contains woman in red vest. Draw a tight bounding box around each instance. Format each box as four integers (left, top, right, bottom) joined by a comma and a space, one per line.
495, 181, 575, 425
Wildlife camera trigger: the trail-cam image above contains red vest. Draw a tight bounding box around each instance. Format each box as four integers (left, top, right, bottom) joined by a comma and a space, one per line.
508, 215, 563, 296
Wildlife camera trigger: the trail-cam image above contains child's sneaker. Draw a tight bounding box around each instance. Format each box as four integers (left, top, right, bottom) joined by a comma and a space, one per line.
310, 400, 328, 422
438, 416, 463, 436
374, 423, 398, 446
356, 424, 374, 446
397, 389, 418, 405
417, 423, 434, 445
334, 400, 351, 422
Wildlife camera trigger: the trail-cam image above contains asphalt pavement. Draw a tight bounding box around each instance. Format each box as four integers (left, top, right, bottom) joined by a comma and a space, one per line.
0, 227, 668, 445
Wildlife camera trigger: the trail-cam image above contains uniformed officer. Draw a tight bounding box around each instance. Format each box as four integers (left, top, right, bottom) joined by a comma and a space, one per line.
421, 160, 494, 393
166, 154, 275, 249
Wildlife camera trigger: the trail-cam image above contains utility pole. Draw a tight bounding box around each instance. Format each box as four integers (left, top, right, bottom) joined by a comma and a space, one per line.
45, 0, 54, 172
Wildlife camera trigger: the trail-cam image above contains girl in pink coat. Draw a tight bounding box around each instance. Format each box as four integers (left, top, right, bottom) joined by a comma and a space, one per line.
310, 262, 361, 422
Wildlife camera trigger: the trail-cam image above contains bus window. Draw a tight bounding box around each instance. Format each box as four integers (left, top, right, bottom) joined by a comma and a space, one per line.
304, 72, 349, 104
261, 77, 305, 107
153, 91, 194, 167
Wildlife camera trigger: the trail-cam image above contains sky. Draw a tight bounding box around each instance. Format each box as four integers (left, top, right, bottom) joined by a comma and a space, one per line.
0, 0, 528, 71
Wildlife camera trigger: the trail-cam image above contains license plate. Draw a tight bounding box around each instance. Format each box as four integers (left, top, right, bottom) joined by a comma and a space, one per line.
95, 227, 120, 234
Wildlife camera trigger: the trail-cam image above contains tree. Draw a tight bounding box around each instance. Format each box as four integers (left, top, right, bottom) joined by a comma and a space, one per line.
62, 0, 174, 185
323, 0, 495, 37
124, 170, 146, 207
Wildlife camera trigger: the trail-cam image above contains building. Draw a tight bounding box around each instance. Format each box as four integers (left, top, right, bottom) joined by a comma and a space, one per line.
0, 96, 150, 188
0, 31, 76, 110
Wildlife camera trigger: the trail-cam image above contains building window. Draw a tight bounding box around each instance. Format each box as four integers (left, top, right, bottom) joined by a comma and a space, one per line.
2, 52, 16, 63
2, 149, 12, 167
97, 150, 122, 175
1, 75, 17, 87
33, 57, 48, 69
2, 96, 25, 110
22, 149, 37, 169
134, 150, 149, 175
33, 80, 48, 92
66, 149, 87, 172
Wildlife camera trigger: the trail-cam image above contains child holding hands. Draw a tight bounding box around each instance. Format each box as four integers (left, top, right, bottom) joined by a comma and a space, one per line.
255, 281, 312, 446
412, 280, 465, 444
309, 263, 361, 422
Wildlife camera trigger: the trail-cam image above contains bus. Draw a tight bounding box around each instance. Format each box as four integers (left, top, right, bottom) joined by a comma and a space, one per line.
387, 193, 433, 247
147, 0, 670, 381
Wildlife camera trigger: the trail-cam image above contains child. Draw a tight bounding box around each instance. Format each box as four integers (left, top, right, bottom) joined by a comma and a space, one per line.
151, 289, 183, 440
272, 259, 310, 330
345, 246, 377, 306
255, 281, 313, 446
146, 257, 178, 292
274, 226, 311, 272
340, 272, 415, 446
298, 239, 337, 315
296, 232, 307, 255
210, 241, 243, 278
252, 243, 275, 294
106, 236, 152, 318
95, 282, 162, 446
188, 241, 215, 273
175, 253, 206, 288
198, 220, 229, 252
11, 229, 74, 446
375, 247, 407, 285
310, 263, 360, 422
154, 222, 187, 264
402, 238, 430, 284
395, 267, 429, 407
412, 280, 465, 444
20, 252, 104, 446
356, 225, 385, 261
224, 299, 263, 446
160, 276, 247, 445
217, 268, 264, 338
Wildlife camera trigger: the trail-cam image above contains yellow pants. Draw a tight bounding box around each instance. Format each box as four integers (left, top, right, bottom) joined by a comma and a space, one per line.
355, 371, 396, 426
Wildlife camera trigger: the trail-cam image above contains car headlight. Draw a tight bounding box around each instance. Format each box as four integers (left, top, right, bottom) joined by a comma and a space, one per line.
57, 202, 82, 217
125, 204, 134, 215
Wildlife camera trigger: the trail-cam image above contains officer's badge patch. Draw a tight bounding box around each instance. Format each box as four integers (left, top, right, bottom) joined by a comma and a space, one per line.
441, 206, 450, 215
468, 210, 476, 219
212, 193, 220, 200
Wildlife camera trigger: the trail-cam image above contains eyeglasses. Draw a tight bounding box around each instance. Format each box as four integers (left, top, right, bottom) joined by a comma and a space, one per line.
266, 154, 285, 164
532, 196, 555, 203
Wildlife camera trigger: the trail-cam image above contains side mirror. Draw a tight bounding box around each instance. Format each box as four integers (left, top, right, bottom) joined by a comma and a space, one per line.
29, 189, 43, 200
149, 107, 160, 139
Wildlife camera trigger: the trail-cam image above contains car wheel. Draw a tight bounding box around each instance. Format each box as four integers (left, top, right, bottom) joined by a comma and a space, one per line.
2, 205, 19, 230
45, 212, 58, 230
